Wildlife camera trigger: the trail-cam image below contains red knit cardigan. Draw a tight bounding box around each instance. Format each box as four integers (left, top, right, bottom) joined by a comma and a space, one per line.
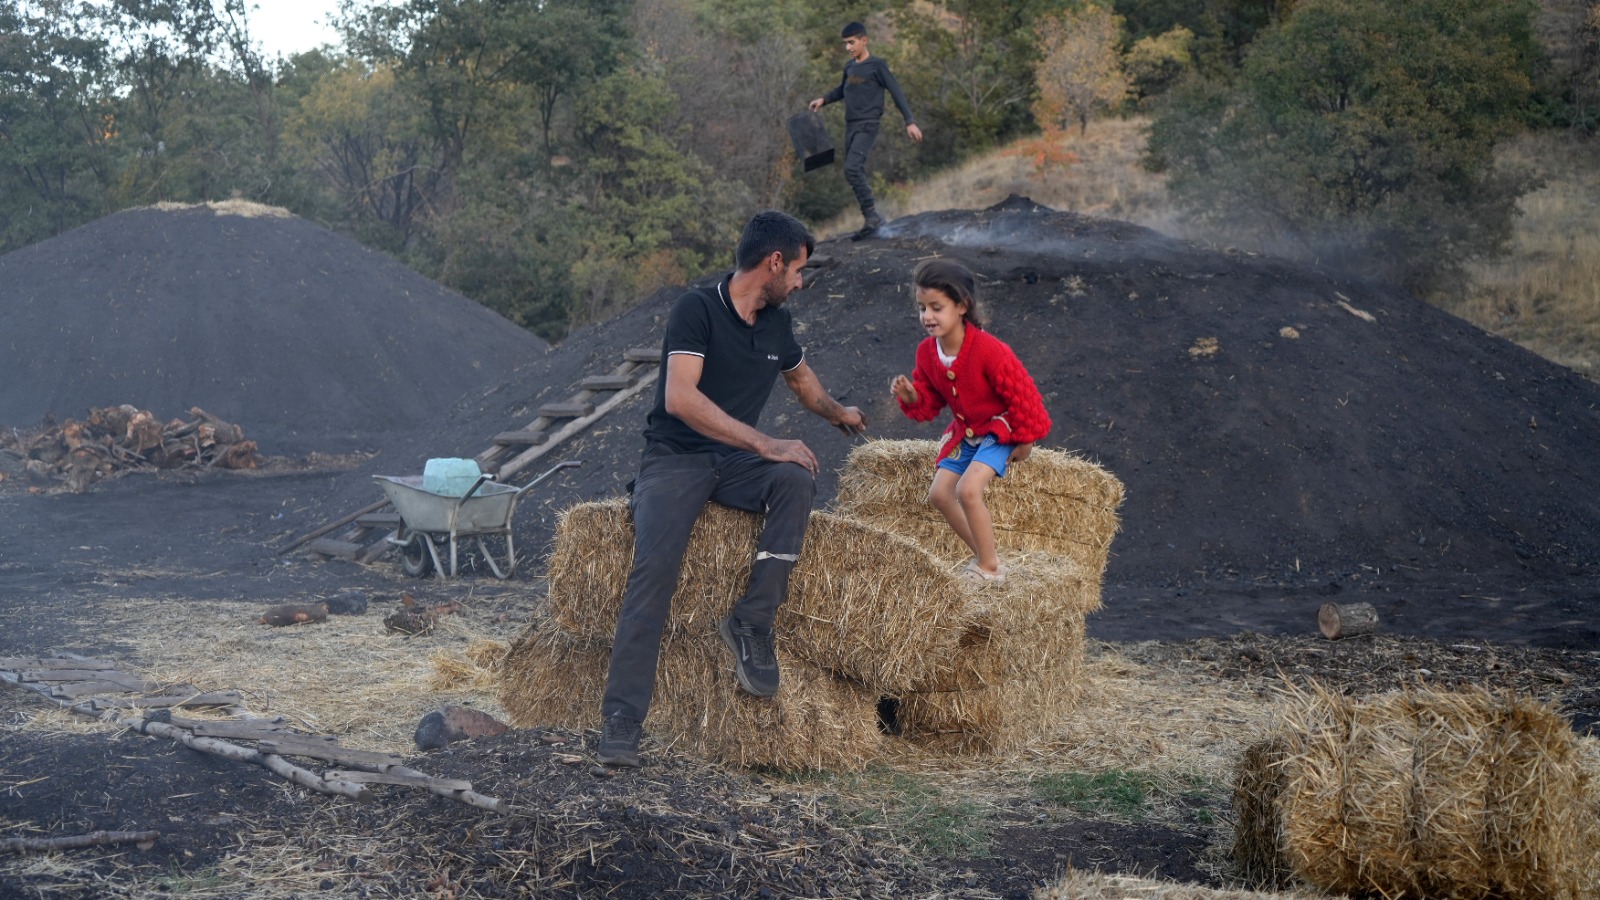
896, 325, 1051, 464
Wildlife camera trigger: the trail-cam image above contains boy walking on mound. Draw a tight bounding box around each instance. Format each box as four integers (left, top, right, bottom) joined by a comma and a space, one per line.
809, 21, 923, 239
596, 211, 868, 768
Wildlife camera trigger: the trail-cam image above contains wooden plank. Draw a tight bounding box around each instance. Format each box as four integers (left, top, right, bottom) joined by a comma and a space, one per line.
258, 737, 403, 769
537, 401, 595, 419
277, 498, 388, 555
623, 347, 661, 362
497, 368, 659, 482
491, 430, 547, 446
50, 680, 143, 698
325, 769, 473, 792
93, 691, 242, 710
354, 512, 403, 529
579, 374, 637, 391
356, 536, 394, 564
0, 657, 117, 671
20, 670, 147, 687
189, 720, 295, 740
307, 538, 363, 560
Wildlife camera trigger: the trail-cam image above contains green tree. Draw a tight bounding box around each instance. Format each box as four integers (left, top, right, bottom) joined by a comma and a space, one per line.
0, 0, 115, 248
1124, 25, 1193, 101
1146, 0, 1540, 294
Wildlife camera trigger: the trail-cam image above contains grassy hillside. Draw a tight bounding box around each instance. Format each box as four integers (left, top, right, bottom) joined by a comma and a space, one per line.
844, 117, 1599, 379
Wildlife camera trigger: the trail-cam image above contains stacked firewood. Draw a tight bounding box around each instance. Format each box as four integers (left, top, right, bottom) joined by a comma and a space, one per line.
0, 405, 258, 492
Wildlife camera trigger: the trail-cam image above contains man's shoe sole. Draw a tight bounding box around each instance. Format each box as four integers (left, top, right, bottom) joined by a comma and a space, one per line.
718, 617, 778, 698
596, 750, 642, 768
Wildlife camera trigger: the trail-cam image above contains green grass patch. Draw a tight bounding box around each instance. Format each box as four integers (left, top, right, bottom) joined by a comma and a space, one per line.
799, 769, 992, 857
1031, 770, 1223, 823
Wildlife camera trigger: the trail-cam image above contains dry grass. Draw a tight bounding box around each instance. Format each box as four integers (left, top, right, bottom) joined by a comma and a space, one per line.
817, 116, 1181, 239
1036, 868, 1332, 899
1457, 129, 1600, 377
16, 594, 1600, 897
147, 199, 293, 219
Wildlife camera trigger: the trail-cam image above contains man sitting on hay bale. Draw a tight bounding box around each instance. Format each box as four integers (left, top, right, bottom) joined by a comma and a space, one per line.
597, 210, 868, 768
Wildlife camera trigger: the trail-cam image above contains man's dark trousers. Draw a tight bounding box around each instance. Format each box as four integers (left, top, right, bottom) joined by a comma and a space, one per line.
843, 121, 882, 214
602, 446, 816, 722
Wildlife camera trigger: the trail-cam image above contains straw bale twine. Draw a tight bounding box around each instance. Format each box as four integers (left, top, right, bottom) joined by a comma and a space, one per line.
498, 619, 885, 772
834, 440, 1124, 575
1233, 686, 1600, 899
546, 499, 973, 691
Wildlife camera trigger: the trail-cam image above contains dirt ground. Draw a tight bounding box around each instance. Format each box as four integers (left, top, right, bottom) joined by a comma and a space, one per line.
3, 199, 1599, 898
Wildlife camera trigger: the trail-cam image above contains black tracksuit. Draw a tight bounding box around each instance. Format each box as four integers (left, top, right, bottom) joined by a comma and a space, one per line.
820, 56, 916, 215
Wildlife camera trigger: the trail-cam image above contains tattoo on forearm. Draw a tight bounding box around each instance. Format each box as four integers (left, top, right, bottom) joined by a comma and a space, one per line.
815, 392, 845, 419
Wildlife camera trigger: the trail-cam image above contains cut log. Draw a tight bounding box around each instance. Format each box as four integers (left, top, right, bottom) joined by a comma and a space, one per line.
1318, 601, 1379, 639
260, 603, 330, 627
623, 347, 661, 362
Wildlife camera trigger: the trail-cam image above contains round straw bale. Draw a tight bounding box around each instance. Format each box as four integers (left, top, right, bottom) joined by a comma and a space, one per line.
545, 500, 973, 691
1234, 687, 1600, 899
1037, 866, 1328, 899
498, 619, 884, 772
834, 440, 1125, 576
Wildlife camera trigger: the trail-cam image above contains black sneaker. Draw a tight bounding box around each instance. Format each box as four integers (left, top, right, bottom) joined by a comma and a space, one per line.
596, 715, 642, 767
718, 615, 780, 698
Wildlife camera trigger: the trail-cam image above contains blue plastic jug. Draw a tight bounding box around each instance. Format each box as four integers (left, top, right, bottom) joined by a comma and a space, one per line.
422, 458, 483, 497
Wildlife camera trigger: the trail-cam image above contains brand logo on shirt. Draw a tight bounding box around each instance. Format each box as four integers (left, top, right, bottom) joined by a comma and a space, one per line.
767, 353, 779, 361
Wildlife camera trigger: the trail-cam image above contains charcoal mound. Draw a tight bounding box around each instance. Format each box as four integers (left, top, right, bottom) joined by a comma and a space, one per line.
310, 200, 1600, 604
0, 204, 547, 455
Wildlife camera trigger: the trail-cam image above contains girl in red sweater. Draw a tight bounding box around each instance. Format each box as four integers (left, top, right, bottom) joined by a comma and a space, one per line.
890, 260, 1051, 583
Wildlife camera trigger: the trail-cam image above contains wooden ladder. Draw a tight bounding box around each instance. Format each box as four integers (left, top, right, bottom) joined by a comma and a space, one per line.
281, 347, 660, 563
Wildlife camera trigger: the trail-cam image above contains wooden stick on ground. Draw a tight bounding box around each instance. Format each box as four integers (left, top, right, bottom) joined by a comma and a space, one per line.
0, 830, 160, 854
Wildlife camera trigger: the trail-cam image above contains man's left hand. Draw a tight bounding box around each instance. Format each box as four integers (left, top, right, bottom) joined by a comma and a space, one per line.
906, 124, 923, 142
833, 407, 868, 437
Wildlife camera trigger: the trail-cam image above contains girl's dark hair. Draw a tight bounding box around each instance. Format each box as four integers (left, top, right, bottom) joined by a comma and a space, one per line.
913, 259, 984, 328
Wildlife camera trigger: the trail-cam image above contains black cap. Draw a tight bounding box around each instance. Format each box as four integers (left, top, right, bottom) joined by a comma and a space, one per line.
841, 21, 866, 38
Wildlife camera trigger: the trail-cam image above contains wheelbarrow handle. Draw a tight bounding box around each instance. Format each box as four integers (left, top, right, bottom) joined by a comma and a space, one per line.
516, 459, 582, 493
460, 473, 494, 502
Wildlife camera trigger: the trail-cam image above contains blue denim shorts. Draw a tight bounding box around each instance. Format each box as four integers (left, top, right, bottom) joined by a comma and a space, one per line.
937, 434, 1011, 478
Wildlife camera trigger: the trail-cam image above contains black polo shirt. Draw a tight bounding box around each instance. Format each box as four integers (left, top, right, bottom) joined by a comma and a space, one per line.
642, 274, 805, 455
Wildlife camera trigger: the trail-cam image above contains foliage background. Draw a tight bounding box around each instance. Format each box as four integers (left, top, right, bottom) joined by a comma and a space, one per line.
1, 0, 1596, 342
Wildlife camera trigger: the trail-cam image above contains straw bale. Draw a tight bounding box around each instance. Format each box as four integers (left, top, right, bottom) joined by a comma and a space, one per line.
1035, 868, 1328, 899
545, 500, 974, 691
895, 555, 1096, 753
498, 619, 884, 772
1234, 686, 1600, 899
834, 440, 1124, 575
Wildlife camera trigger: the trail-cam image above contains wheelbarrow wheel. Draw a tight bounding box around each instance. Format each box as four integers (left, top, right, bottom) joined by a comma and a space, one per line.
400, 533, 433, 578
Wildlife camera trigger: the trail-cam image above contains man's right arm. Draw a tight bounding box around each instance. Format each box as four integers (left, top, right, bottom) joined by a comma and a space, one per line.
809, 68, 848, 111
664, 354, 820, 474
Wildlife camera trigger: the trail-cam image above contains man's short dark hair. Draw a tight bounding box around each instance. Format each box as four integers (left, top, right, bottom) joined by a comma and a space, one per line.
734, 211, 815, 272
841, 21, 866, 38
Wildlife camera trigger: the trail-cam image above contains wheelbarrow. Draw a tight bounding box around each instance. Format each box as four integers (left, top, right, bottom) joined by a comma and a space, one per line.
374, 460, 580, 579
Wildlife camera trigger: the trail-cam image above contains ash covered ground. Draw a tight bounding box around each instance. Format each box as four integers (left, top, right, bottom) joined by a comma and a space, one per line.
2, 199, 1598, 898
